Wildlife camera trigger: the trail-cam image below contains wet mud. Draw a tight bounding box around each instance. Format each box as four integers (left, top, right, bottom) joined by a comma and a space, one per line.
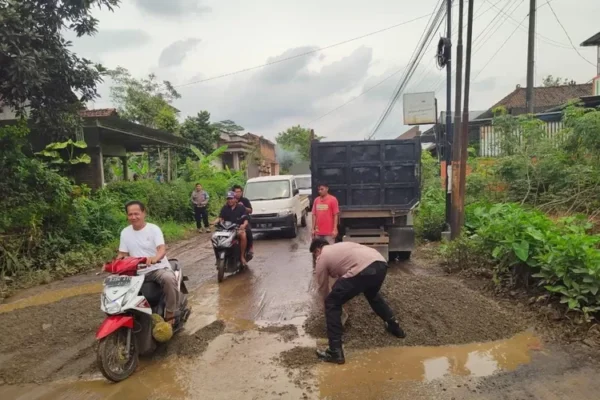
156, 319, 226, 359
0, 293, 102, 385
258, 324, 300, 342
278, 346, 319, 369
304, 273, 526, 349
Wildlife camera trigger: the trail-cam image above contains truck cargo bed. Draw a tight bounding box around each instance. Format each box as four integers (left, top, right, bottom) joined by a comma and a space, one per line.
310, 138, 421, 210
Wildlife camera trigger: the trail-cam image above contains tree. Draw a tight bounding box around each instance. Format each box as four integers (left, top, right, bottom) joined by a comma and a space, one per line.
275, 125, 323, 161
0, 0, 120, 139
211, 120, 244, 135
107, 66, 180, 132
180, 111, 221, 155
542, 75, 576, 87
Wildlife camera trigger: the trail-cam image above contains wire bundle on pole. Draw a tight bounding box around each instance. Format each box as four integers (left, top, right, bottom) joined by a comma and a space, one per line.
367, 0, 448, 140
436, 37, 452, 68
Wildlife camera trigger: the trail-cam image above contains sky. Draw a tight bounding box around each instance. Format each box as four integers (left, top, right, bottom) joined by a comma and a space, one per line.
68, 0, 600, 141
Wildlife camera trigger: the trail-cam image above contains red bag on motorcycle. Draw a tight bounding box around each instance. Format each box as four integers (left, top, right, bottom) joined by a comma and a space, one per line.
104, 257, 147, 276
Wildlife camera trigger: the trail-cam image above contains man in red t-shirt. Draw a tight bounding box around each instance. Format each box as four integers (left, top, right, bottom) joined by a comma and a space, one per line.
312, 183, 340, 244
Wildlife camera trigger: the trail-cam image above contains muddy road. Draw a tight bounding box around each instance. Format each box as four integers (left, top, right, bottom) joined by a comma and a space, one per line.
1, 224, 600, 399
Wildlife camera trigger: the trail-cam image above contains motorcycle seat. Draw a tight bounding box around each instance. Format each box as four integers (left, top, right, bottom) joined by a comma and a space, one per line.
141, 281, 163, 307
168, 259, 180, 272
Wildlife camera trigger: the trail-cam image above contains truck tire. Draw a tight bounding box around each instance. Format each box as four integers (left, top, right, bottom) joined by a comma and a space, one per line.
390, 251, 411, 262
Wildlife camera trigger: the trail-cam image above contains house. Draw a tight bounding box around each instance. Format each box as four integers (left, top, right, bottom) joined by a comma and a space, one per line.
477, 83, 593, 119
215, 131, 279, 177
581, 31, 600, 81
472, 83, 595, 157
243, 132, 279, 177
1, 107, 192, 189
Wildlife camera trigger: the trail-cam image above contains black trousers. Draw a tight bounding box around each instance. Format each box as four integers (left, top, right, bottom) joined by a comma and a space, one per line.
325, 261, 394, 348
194, 206, 209, 229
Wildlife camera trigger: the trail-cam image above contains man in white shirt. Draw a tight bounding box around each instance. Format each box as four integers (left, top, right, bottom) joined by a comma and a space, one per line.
118, 201, 178, 325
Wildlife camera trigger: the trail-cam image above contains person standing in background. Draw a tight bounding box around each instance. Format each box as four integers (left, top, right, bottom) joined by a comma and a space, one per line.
312, 183, 339, 243
191, 183, 210, 233
311, 182, 340, 271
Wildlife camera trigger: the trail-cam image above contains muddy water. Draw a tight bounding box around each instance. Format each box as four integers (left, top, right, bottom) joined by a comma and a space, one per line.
0, 283, 102, 314
318, 331, 541, 399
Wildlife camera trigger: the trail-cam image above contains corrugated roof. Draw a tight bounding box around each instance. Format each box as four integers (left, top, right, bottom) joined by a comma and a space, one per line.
396, 126, 420, 140
79, 108, 118, 118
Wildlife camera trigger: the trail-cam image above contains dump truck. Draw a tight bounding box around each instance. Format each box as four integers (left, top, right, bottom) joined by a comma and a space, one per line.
310, 138, 421, 261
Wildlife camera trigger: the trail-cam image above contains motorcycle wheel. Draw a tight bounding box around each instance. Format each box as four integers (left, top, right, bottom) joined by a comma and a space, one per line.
217, 259, 225, 283
97, 327, 139, 382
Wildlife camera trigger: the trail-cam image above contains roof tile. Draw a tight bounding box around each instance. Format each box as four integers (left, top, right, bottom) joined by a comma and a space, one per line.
79, 108, 118, 118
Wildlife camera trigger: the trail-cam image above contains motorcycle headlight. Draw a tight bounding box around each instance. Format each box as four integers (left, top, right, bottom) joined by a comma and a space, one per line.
103, 293, 122, 314
121, 285, 139, 307
278, 209, 294, 217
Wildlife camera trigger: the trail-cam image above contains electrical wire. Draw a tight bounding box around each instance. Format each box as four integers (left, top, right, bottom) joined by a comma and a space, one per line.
306, 66, 406, 125
427, 0, 520, 93
546, 1, 597, 68
173, 13, 434, 88
483, 0, 570, 49
367, 0, 448, 139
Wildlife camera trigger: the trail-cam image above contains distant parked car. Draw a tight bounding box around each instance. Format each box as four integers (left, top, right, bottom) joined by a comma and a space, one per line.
294, 174, 312, 210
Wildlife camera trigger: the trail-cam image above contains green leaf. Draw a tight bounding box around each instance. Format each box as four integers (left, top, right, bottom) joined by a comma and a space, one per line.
567, 298, 579, 310
72, 140, 88, 149
492, 246, 502, 259
46, 141, 68, 150
512, 240, 530, 262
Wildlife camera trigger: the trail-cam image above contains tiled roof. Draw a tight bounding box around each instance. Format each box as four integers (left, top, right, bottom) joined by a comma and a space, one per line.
495, 84, 592, 109
478, 83, 593, 119
79, 108, 118, 118
396, 126, 420, 140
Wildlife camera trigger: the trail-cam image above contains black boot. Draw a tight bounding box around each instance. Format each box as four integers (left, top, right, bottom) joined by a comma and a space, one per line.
316, 346, 345, 364
385, 319, 406, 338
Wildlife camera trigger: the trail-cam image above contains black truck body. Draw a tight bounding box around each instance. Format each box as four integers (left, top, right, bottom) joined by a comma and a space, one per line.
310, 138, 421, 260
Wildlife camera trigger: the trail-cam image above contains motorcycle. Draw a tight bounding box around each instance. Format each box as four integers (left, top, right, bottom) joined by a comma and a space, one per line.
95, 257, 191, 382
212, 220, 253, 282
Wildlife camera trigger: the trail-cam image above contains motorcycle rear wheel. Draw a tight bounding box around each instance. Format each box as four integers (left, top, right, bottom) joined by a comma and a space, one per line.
97, 327, 139, 382
217, 259, 225, 283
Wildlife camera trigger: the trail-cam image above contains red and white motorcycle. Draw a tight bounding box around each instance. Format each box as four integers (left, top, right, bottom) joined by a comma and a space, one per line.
95, 257, 191, 382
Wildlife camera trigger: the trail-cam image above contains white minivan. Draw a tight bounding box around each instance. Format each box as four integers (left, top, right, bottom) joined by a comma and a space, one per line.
244, 175, 309, 238
294, 174, 312, 210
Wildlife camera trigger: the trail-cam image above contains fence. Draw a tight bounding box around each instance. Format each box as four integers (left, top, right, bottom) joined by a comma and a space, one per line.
479, 120, 564, 157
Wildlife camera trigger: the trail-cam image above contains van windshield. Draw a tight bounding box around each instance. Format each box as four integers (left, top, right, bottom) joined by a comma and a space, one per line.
245, 180, 291, 201
296, 177, 311, 190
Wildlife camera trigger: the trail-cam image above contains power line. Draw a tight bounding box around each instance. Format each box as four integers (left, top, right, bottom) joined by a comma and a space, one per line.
306, 67, 406, 125
368, 0, 448, 139
428, 0, 520, 92
483, 0, 570, 49
546, 2, 597, 68
174, 13, 434, 88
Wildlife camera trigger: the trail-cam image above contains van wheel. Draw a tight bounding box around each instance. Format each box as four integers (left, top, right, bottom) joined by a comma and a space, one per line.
300, 212, 307, 228
285, 219, 298, 239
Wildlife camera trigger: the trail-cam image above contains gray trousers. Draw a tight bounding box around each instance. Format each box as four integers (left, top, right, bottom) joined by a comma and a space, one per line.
145, 268, 178, 314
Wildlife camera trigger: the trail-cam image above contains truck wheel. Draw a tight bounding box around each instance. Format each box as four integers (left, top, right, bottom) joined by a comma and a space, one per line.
390, 252, 411, 262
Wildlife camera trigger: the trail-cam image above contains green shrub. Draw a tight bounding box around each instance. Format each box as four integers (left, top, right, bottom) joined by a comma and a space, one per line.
459, 202, 600, 318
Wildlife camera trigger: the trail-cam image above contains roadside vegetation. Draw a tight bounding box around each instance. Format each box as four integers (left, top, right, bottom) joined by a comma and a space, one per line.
415, 104, 600, 321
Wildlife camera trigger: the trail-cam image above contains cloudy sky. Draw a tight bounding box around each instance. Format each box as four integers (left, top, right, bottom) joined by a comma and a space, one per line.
69, 0, 600, 141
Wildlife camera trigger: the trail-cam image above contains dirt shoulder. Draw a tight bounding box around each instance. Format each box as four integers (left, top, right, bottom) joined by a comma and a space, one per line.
0, 233, 215, 385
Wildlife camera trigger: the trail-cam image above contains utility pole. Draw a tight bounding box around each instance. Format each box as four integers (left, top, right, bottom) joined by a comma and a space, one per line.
526, 0, 536, 114
456, 0, 475, 233
450, 0, 464, 239
444, 0, 453, 233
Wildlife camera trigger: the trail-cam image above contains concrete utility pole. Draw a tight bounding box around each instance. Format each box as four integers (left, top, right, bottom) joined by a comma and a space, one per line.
456, 0, 475, 232
444, 0, 453, 233
526, 0, 536, 114
450, 0, 464, 239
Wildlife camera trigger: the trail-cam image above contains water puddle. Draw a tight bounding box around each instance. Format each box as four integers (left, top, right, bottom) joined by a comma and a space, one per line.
0, 283, 102, 314
318, 331, 541, 399
0, 358, 189, 400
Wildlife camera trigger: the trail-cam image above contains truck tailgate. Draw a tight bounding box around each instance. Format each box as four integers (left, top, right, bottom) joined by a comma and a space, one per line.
310, 138, 421, 210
